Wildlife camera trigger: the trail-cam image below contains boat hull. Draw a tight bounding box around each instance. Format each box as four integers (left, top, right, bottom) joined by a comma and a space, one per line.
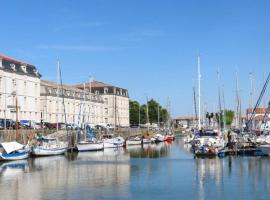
103, 137, 125, 148
77, 142, 104, 151
126, 140, 142, 146
259, 145, 270, 155
32, 147, 67, 156
0, 151, 29, 161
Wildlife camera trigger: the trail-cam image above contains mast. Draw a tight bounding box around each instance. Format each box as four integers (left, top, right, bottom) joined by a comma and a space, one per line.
57, 60, 60, 133
198, 56, 201, 130
157, 98, 160, 130
146, 96, 149, 132
138, 102, 140, 126
83, 83, 86, 141
88, 76, 92, 126
222, 85, 226, 131
217, 70, 222, 133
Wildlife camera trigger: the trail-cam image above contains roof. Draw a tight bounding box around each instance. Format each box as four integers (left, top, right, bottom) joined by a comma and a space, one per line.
41, 80, 84, 92
0, 54, 41, 78
0, 54, 34, 66
74, 81, 112, 88
174, 116, 195, 120
247, 108, 270, 114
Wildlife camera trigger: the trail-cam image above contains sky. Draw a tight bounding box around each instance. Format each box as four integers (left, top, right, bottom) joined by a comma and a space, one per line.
1, 0, 270, 117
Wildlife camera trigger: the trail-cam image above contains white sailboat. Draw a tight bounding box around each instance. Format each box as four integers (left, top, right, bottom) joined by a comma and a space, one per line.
76, 80, 104, 152
103, 134, 125, 148
32, 60, 68, 156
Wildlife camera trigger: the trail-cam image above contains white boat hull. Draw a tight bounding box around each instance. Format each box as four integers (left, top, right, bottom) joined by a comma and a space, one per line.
126, 140, 142, 145
32, 147, 67, 156
77, 142, 104, 151
103, 137, 125, 148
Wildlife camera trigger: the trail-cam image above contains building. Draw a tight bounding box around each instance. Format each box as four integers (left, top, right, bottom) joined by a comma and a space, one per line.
74, 81, 129, 127
0, 55, 41, 123
40, 80, 104, 125
246, 108, 270, 130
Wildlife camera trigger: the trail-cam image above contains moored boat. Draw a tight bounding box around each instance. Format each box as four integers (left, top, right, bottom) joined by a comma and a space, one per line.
126, 136, 142, 146
0, 141, 30, 161
32, 137, 68, 156
76, 140, 104, 151
102, 134, 125, 148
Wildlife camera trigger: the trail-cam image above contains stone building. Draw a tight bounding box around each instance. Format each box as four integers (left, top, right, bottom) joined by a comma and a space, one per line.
40, 80, 104, 125
0, 55, 41, 123
74, 81, 130, 127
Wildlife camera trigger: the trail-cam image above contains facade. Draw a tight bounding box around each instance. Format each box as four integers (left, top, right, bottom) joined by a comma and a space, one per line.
0, 55, 41, 123
246, 108, 270, 130
74, 81, 130, 127
40, 80, 104, 125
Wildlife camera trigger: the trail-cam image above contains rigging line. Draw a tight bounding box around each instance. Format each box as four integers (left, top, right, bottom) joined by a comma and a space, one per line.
247, 72, 270, 129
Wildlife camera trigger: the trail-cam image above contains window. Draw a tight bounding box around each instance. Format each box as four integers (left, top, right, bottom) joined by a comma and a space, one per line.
12, 79, 16, 87
95, 90, 99, 95
0, 77, 2, 91
104, 87, 109, 94
104, 98, 108, 105
21, 65, 27, 73
105, 108, 108, 115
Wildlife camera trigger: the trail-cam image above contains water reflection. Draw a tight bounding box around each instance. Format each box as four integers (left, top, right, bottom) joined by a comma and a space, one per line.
0, 139, 270, 200
126, 142, 171, 158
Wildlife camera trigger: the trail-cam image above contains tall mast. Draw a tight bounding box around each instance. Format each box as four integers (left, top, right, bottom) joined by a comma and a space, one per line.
88, 76, 92, 125
57, 60, 60, 133
217, 70, 222, 133
157, 98, 160, 129
83, 83, 86, 140
249, 72, 254, 130
222, 85, 226, 131
198, 56, 201, 130
146, 96, 149, 132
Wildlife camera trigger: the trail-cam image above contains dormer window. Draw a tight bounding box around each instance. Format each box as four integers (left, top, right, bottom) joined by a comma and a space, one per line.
33, 69, 39, 76
104, 87, 109, 94
21, 65, 27, 73
95, 90, 99, 95
10, 64, 16, 71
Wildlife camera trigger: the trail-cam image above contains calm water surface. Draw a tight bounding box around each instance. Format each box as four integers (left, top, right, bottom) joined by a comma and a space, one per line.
0, 137, 270, 200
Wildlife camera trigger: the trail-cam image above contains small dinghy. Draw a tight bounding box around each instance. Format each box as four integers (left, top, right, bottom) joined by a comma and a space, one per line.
0, 141, 30, 161
194, 145, 218, 157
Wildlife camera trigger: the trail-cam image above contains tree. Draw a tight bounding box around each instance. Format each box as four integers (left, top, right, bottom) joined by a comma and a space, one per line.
129, 100, 140, 125
129, 98, 169, 126
215, 109, 235, 128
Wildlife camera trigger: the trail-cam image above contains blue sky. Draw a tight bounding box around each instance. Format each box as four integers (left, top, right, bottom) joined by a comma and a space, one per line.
1, 0, 270, 117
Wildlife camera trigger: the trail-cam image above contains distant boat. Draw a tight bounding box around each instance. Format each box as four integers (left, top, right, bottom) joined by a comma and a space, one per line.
258, 144, 270, 156
32, 136, 67, 156
102, 134, 125, 148
126, 136, 142, 146
77, 140, 104, 151
0, 141, 30, 161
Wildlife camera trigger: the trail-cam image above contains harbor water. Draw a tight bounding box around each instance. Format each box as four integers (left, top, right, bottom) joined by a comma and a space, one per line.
0, 137, 270, 200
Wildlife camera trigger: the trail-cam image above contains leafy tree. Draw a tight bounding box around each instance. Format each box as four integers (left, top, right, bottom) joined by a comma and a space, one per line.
129, 98, 169, 126
129, 100, 140, 125
215, 109, 235, 128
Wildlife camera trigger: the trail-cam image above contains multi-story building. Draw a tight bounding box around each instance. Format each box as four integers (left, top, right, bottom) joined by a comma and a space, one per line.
40, 80, 104, 125
0, 54, 41, 123
0, 54, 129, 127
74, 81, 129, 127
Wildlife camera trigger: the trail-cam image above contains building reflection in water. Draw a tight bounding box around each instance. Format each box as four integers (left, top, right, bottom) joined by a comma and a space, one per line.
0, 149, 131, 200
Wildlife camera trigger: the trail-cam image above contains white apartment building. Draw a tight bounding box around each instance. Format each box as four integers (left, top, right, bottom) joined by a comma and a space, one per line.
75, 81, 130, 127
0, 55, 41, 123
40, 80, 105, 125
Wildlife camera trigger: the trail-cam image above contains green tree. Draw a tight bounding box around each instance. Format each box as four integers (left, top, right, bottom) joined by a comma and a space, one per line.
129, 98, 169, 126
129, 100, 140, 125
215, 109, 235, 128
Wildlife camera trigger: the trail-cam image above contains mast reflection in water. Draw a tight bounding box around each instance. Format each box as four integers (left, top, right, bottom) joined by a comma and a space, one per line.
0, 138, 270, 200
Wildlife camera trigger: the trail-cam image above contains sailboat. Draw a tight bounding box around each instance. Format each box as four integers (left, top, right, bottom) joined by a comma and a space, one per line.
32, 60, 68, 156
76, 80, 104, 151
